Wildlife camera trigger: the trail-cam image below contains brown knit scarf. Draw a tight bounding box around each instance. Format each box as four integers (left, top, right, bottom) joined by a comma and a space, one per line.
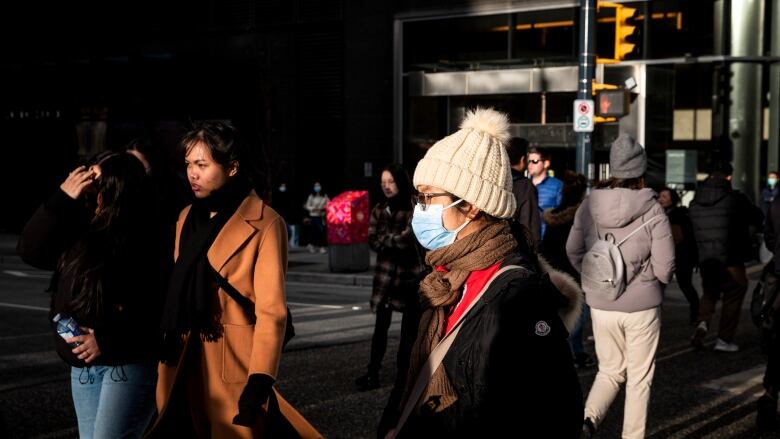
400, 220, 517, 415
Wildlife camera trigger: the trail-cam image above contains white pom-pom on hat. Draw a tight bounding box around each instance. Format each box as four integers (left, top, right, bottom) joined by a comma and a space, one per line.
459, 107, 511, 146
412, 107, 516, 219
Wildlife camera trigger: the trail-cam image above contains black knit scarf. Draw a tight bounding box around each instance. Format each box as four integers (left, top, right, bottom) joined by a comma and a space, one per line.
160, 178, 251, 363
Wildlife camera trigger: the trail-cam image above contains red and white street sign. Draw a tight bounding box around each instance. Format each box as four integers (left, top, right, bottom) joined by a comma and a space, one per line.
573, 99, 594, 133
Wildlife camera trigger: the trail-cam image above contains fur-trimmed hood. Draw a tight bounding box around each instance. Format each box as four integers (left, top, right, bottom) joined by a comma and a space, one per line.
538, 256, 583, 333
543, 204, 579, 228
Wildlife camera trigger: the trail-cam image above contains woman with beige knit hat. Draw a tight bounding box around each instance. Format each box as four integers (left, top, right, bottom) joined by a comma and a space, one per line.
388, 108, 583, 438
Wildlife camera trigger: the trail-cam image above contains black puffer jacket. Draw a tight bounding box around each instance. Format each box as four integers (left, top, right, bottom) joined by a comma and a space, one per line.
18, 190, 168, 367
511, 169, 541, 249
689, 177, 763, 266
398, 252, 583, 438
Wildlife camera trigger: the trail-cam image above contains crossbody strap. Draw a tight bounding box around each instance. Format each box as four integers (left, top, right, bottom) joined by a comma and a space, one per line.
615, 214, 663, 287
212, 269, 296, 347
391, 264, 525, 438
213, 269, 257, 324
617, 214, 662, 247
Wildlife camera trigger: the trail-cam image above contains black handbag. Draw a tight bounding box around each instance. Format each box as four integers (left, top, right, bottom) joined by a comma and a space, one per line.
213, 270, 295, 348
751, 263, 779, 330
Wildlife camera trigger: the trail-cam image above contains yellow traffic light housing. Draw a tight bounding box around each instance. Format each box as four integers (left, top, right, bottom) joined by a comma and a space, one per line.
615, 5, 638, 60
596, 2, 639, 63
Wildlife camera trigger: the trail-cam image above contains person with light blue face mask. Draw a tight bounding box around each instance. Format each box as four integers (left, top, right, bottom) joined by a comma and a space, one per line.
390, 108, 584, 439
411, 197, 471, 250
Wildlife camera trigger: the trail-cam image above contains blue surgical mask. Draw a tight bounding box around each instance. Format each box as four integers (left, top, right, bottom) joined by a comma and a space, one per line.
769, 178, 777, 188
411, 199, 471, 250
313, 185, 322, 193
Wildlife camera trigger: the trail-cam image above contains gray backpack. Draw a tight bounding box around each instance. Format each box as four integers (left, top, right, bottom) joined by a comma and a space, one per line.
581, 215, 662, 301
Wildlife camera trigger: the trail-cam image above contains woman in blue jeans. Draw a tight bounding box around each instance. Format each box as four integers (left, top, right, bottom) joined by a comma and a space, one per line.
19, 153, 168, 438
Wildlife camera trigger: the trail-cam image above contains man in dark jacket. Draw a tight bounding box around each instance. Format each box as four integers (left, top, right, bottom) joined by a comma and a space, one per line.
506, 137, 541, 249
757, 195, 780, 429
689, 161, 764, 352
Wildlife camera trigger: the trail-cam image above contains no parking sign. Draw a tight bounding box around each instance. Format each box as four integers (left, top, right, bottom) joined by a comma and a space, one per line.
573, 99, 594, 133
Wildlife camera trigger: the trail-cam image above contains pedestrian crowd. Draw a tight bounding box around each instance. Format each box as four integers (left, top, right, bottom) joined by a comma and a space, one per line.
16, 108, 780, 438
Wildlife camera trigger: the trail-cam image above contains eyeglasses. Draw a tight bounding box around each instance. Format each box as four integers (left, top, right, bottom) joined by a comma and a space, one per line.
412, 192, 450, 210
528, 159, 542, 164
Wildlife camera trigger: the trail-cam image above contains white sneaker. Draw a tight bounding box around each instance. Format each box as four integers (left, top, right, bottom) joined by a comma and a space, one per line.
713, 338, 739, 352
318, 247, 328, 254
307, 244, 316, 253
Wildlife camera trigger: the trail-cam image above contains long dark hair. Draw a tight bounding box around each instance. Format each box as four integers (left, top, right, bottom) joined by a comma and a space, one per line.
383, 163, 414, 210
60, 153, 153, 321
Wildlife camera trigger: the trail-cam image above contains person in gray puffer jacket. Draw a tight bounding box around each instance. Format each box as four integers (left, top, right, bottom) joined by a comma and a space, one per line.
566, 134, 675, 439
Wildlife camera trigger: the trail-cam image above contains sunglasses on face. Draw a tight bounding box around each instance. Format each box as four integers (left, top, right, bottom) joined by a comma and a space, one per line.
528, 159, 542, 164
412, 192, 450, 211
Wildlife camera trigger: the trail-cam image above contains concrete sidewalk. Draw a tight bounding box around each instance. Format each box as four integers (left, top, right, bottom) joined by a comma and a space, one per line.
1, 233, 374, 286
286, 245, 374, 286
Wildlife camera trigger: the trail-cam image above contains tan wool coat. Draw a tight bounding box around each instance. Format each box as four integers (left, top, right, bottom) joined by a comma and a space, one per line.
150, 191, 318, 438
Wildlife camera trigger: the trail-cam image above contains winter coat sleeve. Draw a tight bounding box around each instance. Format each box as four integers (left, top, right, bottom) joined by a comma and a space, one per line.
17, 189, 89, 270
512, 178, 541, 248
566, 201, 588, 273
374, 212, 416, 252
740, 193, 765, 229
650, 211, 675, 284
367, 205, 384, 253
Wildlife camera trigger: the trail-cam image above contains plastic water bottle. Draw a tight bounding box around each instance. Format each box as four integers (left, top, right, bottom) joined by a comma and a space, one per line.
53, 313, 82, 347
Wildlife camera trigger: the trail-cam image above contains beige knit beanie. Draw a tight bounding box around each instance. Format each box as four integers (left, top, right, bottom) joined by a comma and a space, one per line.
413, 107, 516, 219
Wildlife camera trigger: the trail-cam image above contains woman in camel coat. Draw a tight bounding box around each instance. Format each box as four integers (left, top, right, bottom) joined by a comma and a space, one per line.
148, 121, 320, 439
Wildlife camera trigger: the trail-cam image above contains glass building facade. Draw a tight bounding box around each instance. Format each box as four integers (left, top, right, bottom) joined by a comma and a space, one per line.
394, 0, 775, 195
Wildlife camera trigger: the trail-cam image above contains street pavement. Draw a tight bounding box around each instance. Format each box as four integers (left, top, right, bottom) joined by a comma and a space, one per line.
1, 233, 780, 438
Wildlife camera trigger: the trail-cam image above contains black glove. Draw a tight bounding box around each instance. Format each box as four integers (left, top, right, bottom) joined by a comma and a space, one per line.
232, 373, 275, 427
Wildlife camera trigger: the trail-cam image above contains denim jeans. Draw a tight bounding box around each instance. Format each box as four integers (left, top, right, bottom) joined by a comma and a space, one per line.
70, 362, 157, 439
569, 303, 590, 355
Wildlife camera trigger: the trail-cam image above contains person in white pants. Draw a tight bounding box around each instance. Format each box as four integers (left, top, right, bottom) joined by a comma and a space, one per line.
587, 307, 661, 437
566, 134, 675, 438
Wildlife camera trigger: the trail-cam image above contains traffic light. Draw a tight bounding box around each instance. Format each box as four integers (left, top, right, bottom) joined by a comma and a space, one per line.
614, 5, 638, 60
595, 88, 630, 118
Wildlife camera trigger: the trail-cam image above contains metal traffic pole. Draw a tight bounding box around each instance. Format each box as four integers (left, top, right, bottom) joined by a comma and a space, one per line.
575, 0, 597, 187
